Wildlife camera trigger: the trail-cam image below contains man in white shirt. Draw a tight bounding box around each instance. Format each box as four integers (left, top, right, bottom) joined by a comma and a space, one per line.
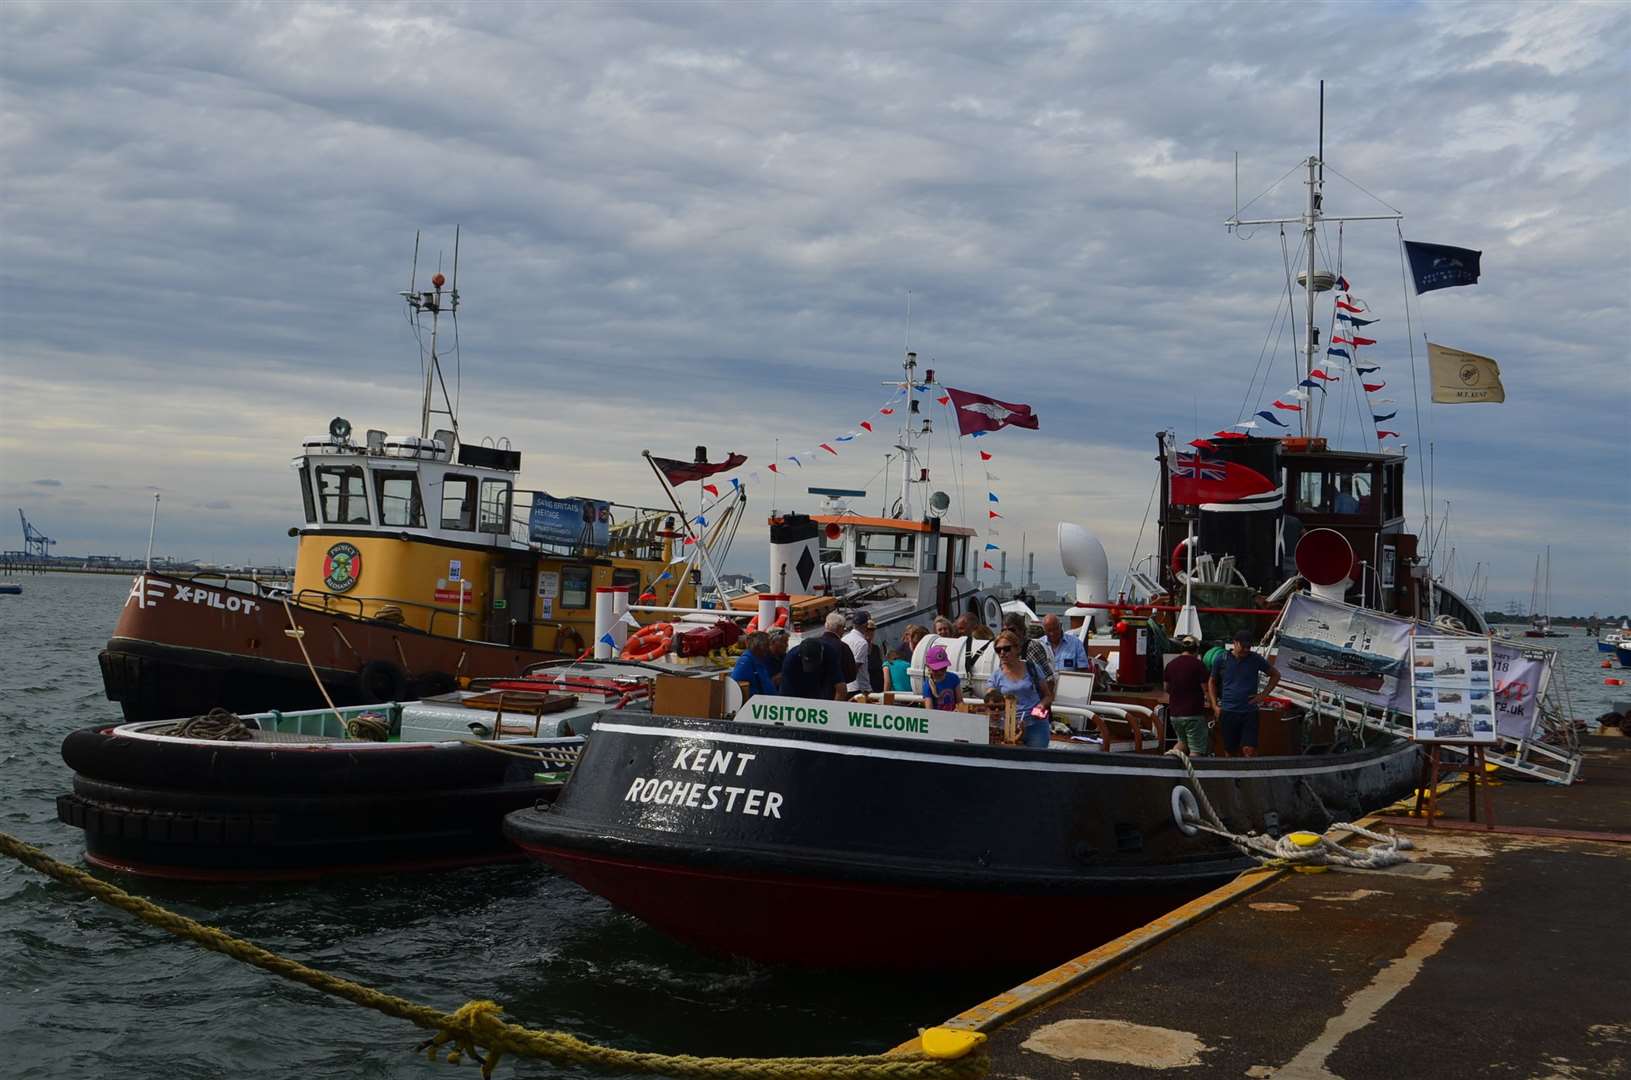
843, 611, 875, 694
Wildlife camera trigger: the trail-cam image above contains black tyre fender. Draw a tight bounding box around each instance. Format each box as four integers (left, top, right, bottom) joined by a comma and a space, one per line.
357, 659, 408, 701
409, 670, 457, 698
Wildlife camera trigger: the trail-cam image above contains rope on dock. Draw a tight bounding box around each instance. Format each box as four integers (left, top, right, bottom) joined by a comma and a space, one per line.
0, 830, 986, 1079
1174, 751, 1414, 871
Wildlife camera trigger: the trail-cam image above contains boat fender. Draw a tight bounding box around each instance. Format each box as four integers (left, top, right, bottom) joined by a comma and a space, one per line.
981, 595, 1003, 634
1171, 786, 1200, 836
357, 659, 408, 702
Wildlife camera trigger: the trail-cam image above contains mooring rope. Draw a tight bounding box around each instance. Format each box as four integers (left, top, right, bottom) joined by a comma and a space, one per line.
0, 831, 985, 1079
1173, 750, 1414, 871
173, 708, 253, 741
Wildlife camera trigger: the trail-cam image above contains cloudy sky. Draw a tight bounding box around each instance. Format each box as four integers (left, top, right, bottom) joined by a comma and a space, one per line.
2, 1, 1626, 616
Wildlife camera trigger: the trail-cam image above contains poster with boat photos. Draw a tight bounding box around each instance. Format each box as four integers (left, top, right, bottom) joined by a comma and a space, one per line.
1411, 634, 1497, 743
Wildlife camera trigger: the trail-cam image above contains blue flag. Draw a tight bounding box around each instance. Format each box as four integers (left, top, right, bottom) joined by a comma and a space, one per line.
1403, 241, 1481, 294
988, 492, 999, 503
1357, 365, 1380, 375
1255, 410, 1290, 428
1372, 411, 1397, 422
1337, 313, 1378, 326
1299, 378, 1326, 392
599, 632, 616, 647
1327, 347, 1351, 361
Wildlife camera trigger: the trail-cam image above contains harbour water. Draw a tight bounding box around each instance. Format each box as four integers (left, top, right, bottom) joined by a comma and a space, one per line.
1, 574, 1619, 1078
0, 574, 1007, 1079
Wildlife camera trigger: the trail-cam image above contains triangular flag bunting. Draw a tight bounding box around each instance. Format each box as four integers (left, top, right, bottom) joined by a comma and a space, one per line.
985, 543, 1000, 551
819, 443, 837, 455
1213, 430, 1249, 439
1377, 430, 1400, 439
987, 492, 999, 503
1255, 410, 1290, 427
1373, 411, 1397, 422
979, 450, 993, 461
1363, 382, 1386, 393
702, 483, 719, 496
1326, 347, 1351, 361
1188, 438, 1217, 450
598, 632, 616, 647
1335, 299, 1364, 313
988, 509, 1003, 519
860, 421, 873, 432
879, 407, 895, 416
1357, 365, 1380, 375
970, 430, 988, 438
1272, 400, 1303, 412
1310, 369, 1340, 381
982, 560, 996, 571
937, 395, 950, 406
1234, 421, 1259, 430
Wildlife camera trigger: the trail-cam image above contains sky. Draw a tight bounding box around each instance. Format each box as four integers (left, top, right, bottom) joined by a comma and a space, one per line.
2, 1, 1627, 616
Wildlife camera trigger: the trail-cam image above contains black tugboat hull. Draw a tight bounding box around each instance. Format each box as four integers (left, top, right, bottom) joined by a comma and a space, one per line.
503, 714, 1421, 970
58, 725, 578, 880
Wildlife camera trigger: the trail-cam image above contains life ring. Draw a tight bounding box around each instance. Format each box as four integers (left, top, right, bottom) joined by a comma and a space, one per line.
357, 659, 408, 702
557, 627, 585, 657
621, 622, 673, 661
981, 595, 1003, 634
1171, 537, 1197, 580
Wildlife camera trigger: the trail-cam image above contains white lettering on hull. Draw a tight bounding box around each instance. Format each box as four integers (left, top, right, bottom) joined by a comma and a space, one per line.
621, 747, 784, 818
124, 575, 259, 616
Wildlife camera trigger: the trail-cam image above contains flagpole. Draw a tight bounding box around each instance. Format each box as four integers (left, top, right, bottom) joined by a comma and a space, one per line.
641, 451, 733, 609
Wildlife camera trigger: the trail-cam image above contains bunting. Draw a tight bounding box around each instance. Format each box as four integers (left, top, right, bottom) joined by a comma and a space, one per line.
1372, 411, 1397, 422
1272, 399, 1303, 412
1363, 382, 1386, 393
1255, 410, 1290, 428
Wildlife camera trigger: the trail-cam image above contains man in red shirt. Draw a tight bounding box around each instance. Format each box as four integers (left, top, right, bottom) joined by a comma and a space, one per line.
1163, 635, 1211, 755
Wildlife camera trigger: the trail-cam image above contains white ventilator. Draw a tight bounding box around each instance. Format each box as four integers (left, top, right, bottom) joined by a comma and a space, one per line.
1059, 522, 1111, 633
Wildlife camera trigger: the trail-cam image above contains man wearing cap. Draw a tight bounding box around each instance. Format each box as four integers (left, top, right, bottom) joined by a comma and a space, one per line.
842, 611, 879, 695
921, 644, 961, 710
1163, 635, 1211, 756
1207, 629, 1281, 757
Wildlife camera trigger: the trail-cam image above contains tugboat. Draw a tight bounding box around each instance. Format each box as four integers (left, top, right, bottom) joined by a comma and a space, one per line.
58, 659, 701, 880
99, 234, 715, 722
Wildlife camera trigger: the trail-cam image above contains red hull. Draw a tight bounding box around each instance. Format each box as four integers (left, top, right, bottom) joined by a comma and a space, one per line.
516, 842, 1206, 971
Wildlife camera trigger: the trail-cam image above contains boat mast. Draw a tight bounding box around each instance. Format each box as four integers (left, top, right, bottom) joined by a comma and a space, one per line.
402, 227, 462, 442
896, 349, 919, 519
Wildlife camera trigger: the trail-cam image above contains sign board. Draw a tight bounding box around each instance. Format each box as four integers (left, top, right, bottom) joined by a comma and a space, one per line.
1274, 594, 1415, 711
448, 559, 462, 582
536, 571, 559, 600
434, 579, 473, 605
738, 696, 988, 745
528, 494, 611, 548
1490, 643, 1549, 741
1411, 634, 1498, 743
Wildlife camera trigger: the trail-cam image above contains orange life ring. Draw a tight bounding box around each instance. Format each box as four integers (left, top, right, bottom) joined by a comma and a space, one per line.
621, 622, 673, 661
1171, 537, 1196, 579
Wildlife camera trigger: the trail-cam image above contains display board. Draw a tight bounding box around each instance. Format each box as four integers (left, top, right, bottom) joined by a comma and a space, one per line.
1411, 634, 1498, 743
528, 494, 611, 548
1275, 594, 1415, 711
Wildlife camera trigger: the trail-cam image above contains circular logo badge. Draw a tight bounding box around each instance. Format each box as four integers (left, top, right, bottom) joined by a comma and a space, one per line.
1459, 364, 1481, 386
323, 542, 363, 592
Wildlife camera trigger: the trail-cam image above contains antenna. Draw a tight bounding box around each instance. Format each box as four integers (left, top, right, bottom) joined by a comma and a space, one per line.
450, 225, 461, 313
408, 230, 420, 298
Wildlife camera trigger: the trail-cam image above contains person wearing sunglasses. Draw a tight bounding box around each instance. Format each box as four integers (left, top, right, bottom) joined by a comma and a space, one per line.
987, 628, 1055, 748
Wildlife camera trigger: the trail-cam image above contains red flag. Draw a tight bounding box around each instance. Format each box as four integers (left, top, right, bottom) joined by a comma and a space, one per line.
767, 463, 779, 474
936, 395, 950, 406
1310, 369, 1340, 381
1363, 382, 1386, 393
819, 443, 837, 455
982, 560, 996, 571
652, 451, 747, 486
702, 483, 719, 497
879, 407, 895, 415
1377, 430, 1400, 439
860, 420, 873, 432
1272, 400, 1303, 412
1168, 451, 1277, 506
1212, 430, 1249, 440
979, 450, 993, 461
1335, 299, 1364, 313
988, 510, 1003, 519
945, 387, 1039, 436
1188, 438, 1217, 450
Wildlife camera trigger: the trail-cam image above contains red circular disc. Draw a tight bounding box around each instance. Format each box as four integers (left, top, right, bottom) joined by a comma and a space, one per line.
1295, 528, 1356, 586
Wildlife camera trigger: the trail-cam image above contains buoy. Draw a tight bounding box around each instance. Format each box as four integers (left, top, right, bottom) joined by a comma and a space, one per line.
1603, 660, 1613, 669
1606, 678, 1625, 686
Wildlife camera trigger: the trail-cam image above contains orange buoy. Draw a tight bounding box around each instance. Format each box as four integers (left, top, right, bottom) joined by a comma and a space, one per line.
1606, 678, 1625, 687
1603, 659, 1613, 669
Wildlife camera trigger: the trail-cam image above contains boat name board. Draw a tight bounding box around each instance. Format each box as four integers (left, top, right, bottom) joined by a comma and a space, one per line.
125, 575, 262, 615
742, 696, 987, 744
622, 745, 784, 818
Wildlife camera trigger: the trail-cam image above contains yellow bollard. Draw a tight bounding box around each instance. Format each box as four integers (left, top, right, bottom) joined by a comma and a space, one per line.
1287, 831, 1329, 873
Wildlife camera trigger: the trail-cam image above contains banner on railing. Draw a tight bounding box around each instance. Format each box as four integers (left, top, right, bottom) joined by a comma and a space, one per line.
529, 494, 611, 548
1274, 594, 1414, 712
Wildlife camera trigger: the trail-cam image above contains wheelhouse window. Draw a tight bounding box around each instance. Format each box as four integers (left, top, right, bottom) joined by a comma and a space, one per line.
612, 567, 641, 602
855, 531, 915, 570
818, 526, 844, 564
440, 475, 475, 531
947, 536, 968, 575
478, 478, 512, 535
1294, 469, 1373, 518
315, 465, 370, 525
922, 536, 940, 573
374, 471, 425, 528
297, 467, 317, 524
561, 565, 592, 609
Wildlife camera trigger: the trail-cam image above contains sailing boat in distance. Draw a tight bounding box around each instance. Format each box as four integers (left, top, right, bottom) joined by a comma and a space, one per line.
1523, 546, 1567, 638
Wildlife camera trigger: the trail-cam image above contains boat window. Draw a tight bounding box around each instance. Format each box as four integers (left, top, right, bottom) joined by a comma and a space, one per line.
440, 475, 475, 531
561, 565, 592, 609
922, 536, 940, 572
1295, 471, 1325, 514
297, 467, 317, 524
818, 527, 844, 564
315, 465, 370, 525
947, 536, 967, 575
374, 471, 425, 528
612, 567, 641, 602
1385, 461, 1405, 519
478, 478, 511, 535
855, 531, 915, 570
1295, 470, 1368, 517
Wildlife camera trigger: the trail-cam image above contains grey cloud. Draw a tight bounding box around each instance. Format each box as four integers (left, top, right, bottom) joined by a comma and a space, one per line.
31, 478, 62, 486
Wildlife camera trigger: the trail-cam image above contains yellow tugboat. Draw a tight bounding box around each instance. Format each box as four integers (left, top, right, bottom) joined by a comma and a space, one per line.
99, 234, 713, 721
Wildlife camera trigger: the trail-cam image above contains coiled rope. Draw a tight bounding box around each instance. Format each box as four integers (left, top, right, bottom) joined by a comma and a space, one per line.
174, 708, 253, 741
1174, 750, 1414, 871
0, 831, 985, 1079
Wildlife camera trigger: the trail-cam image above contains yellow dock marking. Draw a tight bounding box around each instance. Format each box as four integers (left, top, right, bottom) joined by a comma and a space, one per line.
1267, 921, 1457, 1080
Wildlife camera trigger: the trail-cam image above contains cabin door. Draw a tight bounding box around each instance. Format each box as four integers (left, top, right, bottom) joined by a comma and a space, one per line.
936, 537, 954, 616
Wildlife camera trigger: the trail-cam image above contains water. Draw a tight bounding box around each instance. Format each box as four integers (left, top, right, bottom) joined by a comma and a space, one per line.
0, 574, 1009, 1080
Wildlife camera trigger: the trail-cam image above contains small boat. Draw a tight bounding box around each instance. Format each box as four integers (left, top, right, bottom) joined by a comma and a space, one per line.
1599, 623, 1630, 653
503, 687, 1420, 971
1522, 549, 1567, 637
0, 582, 20, 595
1617, 642, 1631, 670
57, 659, 706, 881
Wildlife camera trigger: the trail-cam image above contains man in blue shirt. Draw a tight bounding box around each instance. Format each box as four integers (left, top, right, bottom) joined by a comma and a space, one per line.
780, 631, 846, 700
1042, 614, 1090, 672
730, 631, 777, 699
1206, 629, 1281, 757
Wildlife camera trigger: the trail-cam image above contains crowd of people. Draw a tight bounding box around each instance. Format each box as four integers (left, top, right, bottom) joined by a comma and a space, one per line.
727, 606, 1282, 757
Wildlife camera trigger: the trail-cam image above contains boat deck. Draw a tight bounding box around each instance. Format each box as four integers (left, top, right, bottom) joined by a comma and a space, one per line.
905, 734, 1631, 1078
